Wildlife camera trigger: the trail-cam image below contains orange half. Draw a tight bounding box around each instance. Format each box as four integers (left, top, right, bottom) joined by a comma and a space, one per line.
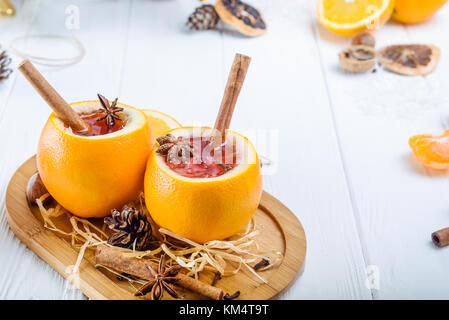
144, 127, 262, 243
317, 0, 394, 36
142, 109, 181, 138
37, 101, 155, 218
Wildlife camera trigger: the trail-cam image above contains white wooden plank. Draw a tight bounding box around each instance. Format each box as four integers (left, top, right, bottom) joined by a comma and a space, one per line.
0, 0, 373, 300
119, 0, 225, 124
219, 0, 371, 299
0, 0, 131, 299
314, 9, 449, 298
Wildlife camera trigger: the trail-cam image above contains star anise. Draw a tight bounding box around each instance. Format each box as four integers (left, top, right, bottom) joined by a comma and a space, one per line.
156, 133, 193, 164
97, 93, 124, 128
135, 255, 182, 300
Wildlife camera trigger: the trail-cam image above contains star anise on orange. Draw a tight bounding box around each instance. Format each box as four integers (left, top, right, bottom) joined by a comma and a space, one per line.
156, 133, 193, 164
97, 93, 124, 129
134, 255, 182, 300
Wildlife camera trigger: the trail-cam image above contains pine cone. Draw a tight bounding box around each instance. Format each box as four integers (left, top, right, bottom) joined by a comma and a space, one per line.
104, 205, 152, 251
0, 47, 12, 83
186, 4, 219, 30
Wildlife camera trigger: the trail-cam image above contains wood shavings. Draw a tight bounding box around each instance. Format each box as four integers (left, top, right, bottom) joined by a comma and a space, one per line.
35, 192, 282, 286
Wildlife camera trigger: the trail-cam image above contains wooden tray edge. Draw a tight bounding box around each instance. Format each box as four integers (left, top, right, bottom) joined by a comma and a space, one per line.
5, 155, 307, 300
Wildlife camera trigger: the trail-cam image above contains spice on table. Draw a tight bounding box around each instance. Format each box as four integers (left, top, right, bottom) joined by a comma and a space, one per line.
135, 255, 181, 300
26, 173, 52, 205
0, 46, 12, 83
97, 93, 124, 129
95, 245, 230, 300
104, 206, 152, 251
432, 227, 449, 248
339, 45, 376, 73
351, 33, 375, 48
224, 291, 240, 300
211, 272, 222, 286
156, 133, 193, 164
253, 258, 270, 271
186, 4, 219, 30
377, 44, 440, 76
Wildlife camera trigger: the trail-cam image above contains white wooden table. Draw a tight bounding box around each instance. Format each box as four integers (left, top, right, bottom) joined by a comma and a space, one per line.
1, 0, 449, 300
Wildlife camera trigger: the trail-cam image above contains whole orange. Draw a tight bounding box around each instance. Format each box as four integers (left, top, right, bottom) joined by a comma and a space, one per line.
144, 127, 262, 243
393, 0, 448, 23
37, 100, 154, 218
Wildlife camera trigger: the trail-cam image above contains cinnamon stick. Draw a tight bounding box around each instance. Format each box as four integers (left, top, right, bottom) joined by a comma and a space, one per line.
18, 59, 89, 132
212, 53, 251, 144
432, 227, 449, 248
95, 245, 224, 300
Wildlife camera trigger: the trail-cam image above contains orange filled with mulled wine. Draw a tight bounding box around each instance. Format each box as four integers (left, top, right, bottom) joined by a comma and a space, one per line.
37, 94, 155, 218
144, 54, 259, 243
144, 127, 262, 244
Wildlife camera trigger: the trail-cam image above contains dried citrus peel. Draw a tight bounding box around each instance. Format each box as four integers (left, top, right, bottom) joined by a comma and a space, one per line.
378, 44, 440, 76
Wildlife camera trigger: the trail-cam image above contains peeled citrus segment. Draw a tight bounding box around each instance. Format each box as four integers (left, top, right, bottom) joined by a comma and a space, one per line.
317, 0, 394, 36
141, 109, 181, 138
38, 101, 154, 218
144, 127, 262, 243
409, 129, 449, 170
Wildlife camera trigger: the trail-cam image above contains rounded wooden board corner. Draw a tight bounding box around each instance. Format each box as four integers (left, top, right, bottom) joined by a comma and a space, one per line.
6, 155, 307, 300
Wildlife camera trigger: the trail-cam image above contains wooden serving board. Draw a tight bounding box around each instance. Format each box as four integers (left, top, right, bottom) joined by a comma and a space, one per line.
6, 156, 306, 300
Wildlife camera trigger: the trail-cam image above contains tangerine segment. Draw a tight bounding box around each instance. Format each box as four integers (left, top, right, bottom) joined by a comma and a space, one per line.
38, 101, 155, 218
144, 127, 262, 244
393, 0, 448, 24
409, 130, 449, 170
142, 109, 181, 138
317, 0, 394, 36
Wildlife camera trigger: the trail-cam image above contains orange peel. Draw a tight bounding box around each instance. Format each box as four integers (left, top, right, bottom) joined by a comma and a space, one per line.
409, 129, 449, 170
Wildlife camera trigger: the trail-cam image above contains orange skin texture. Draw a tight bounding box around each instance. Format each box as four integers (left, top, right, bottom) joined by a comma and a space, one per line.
409, 129, 449, 170
37, 103, 155, 218
393, 0, 448, 23
144, 128, 262, 243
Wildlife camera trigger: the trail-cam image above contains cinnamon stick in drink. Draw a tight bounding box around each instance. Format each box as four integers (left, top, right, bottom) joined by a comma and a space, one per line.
95, 245, 225, 300
18, 59, 89, 132
212, 53, 251, 146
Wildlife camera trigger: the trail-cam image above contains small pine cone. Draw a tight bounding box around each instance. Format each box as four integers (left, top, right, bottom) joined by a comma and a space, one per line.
186, 4, 219, 30
0, 47, 12, 83
104, 205, 152, 251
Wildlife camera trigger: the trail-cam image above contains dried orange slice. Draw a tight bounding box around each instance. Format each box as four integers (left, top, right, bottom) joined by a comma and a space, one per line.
144, 127, 262, 243
141, 109, 181, 138
409, 129, 449, 170
317, 0, 394, 36
378, 44, 440, 76
37, 100, 155, 218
